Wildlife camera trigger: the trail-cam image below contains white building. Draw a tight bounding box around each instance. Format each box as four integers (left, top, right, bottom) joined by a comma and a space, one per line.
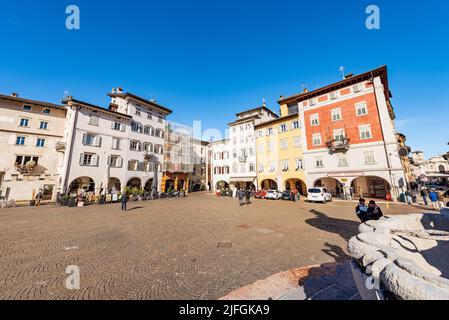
208, 139, 232, 191
59, 89, 172, 196
411, 151, 449, 184
227, 106, 278, 190
189, 139, 208, 192
0, 93, 67, 202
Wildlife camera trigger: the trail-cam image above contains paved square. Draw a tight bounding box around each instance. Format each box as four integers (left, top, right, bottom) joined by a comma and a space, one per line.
0, 193, 429, 300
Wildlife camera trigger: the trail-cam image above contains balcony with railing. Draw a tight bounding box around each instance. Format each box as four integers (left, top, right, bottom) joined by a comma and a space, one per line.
325, 137, 350, 153
15, 162, 47, 175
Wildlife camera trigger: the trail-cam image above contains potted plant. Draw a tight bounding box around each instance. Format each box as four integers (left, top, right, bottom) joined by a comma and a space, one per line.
61, 195, 70, 206
98, 194, 106, 205
68, 196, 77, 207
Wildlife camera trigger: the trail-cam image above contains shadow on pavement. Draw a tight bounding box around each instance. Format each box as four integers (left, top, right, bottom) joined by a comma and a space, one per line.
419, 214, 449, 279
305, 209, 360, 242
127, 206, 144, 211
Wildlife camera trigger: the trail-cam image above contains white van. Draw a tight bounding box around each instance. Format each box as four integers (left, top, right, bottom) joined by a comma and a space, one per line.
307, 188, 333, 203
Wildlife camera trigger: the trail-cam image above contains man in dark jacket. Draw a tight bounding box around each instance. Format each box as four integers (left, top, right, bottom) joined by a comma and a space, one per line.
421, 188, 429, 206
367, 200, 383, 221
121, 192, 128, 211
237, 189, 244, 206
245, 189, 251, 205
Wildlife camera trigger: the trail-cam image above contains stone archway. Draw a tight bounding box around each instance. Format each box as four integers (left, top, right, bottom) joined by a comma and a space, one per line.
144, 178, 153, 192
314, 177, 343, 197
285, 178, 308, 196
261, 179, 278, 190
108, 177, 121, 193
127, 177, 142, 189
68, 177, 95, 194
351, 176, 391, 200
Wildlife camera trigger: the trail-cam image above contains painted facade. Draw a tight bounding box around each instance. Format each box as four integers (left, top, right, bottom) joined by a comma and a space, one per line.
254, 112, 307, 195
0, 94, 66, 202
278, 66, 407, 200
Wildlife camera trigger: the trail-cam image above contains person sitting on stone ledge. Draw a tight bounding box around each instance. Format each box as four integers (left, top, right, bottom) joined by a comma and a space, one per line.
355, 198, 369, 223
367, 200, 383, 221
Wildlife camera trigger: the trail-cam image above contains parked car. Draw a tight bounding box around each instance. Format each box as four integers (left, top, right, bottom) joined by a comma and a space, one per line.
254, 190, 267, 199
281, 191, 294, 201
307, 188, 332, 203
265, 190, 283, 200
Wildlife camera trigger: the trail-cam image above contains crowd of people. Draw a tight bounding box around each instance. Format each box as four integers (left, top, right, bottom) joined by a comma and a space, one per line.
403, 186, 448, 210
419, 187, 447, 210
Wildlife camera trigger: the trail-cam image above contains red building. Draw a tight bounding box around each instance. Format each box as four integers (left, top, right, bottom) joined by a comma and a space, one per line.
279, 66, 407, 200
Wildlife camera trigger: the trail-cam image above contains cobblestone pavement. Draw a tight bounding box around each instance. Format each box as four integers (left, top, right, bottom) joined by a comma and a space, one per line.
0, 193, 429, 300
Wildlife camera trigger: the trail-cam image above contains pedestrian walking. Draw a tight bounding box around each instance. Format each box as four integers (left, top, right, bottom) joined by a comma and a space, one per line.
405, 190, 413, 205
355, 198, 369, 223
245, 189, 251, 205
367, 200, 383, 221
35, 190, 43, 206
429, 189, 440, 210
421, 188, 429, 206
237, 189, 244, 206
292, 188, 299, 201
437, 191, 446, 209
290, 191, 296, 202
121, 192, 128, 211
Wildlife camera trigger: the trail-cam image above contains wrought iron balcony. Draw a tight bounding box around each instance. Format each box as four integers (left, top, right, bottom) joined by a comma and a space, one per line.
15, 163, 46, 175
326, 138, 350, 153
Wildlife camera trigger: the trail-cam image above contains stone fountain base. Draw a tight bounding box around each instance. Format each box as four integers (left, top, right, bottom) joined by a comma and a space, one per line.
348, 208, 449, 300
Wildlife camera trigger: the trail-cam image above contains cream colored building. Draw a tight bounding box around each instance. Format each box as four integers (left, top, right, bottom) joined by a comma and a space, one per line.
0, 93, 67, 202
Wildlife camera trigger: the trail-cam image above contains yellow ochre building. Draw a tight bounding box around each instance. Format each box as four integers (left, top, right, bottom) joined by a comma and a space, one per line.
254, 102, 307, 195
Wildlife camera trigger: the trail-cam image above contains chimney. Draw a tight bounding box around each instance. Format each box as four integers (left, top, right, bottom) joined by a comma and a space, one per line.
344, 73, 354, 79
111, 88, 116, 93
10, 93, 18, 98
117, 87, 123, 93
303, 88, 308, 93
279, 95, 284, 100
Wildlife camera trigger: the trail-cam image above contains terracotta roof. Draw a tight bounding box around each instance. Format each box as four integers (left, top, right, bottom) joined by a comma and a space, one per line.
108, 92, 172, 115
278, 66, 390, 105
0, 93, 63, 109
62, 97, 133, 119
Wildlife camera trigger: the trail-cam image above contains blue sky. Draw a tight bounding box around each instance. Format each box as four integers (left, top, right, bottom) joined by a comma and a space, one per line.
1, 0, 448, 157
